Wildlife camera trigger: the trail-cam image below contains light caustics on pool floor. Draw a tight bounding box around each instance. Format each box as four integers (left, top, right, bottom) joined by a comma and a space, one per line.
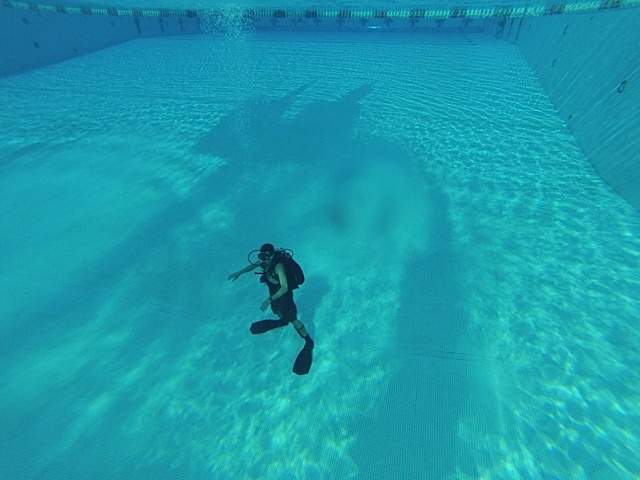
1, 31, 639, 480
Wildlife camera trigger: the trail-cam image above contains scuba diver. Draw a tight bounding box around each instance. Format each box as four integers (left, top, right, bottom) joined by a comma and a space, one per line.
227, 243, 314, 375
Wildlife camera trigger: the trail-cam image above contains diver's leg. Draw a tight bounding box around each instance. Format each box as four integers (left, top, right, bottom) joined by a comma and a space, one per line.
275, 311, 290, 326
250, 319, 287, 334
287, 302, 313, 346
249, 311, 288, 335
292, 319, 312, 342
292, 317, 314, 376
281, 299, 311, 341
280, 298, 313, 375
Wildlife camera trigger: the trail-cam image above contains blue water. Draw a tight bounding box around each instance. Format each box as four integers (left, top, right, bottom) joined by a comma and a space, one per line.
1, 30, 639, 479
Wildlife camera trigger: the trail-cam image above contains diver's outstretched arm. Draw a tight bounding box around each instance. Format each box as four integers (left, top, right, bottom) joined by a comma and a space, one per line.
228, 262, 260, 281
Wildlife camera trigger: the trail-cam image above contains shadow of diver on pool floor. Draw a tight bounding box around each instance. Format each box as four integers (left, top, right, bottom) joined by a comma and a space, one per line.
192, 83, 374, 169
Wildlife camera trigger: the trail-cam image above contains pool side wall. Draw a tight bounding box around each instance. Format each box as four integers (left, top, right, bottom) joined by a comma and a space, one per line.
0, 5, 200, 78
486, 9, 640, 211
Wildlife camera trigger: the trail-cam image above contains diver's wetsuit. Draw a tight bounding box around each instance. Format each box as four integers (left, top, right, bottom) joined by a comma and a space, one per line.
265, 264, 297, 324
251, 249, 313, 375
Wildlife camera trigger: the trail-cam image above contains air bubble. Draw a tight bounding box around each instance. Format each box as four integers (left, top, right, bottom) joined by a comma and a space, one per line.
200, 5, 254, 39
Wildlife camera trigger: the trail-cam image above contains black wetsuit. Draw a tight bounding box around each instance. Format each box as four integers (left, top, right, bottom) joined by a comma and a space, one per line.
265, 262, 297, 324
253, 254, 313, 374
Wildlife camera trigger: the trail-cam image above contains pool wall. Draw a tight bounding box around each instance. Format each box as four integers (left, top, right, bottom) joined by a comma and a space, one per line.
1, 3, 638, 211
0, 4, 200, 78
485, 8, 640, 211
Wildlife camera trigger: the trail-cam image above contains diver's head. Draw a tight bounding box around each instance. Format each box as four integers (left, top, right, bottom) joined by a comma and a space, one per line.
258, 243, 275, 263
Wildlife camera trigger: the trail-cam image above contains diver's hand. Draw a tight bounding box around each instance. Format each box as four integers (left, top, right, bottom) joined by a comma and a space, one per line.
228, 272, 240, 282
260, 299, 271, 312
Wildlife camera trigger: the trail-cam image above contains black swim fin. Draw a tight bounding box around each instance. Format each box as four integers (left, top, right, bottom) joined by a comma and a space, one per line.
250, 319, 288, 334
292, 338, 314, 375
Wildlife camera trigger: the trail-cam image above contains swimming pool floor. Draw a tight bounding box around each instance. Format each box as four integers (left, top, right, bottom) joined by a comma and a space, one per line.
1, 31, 639, 479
